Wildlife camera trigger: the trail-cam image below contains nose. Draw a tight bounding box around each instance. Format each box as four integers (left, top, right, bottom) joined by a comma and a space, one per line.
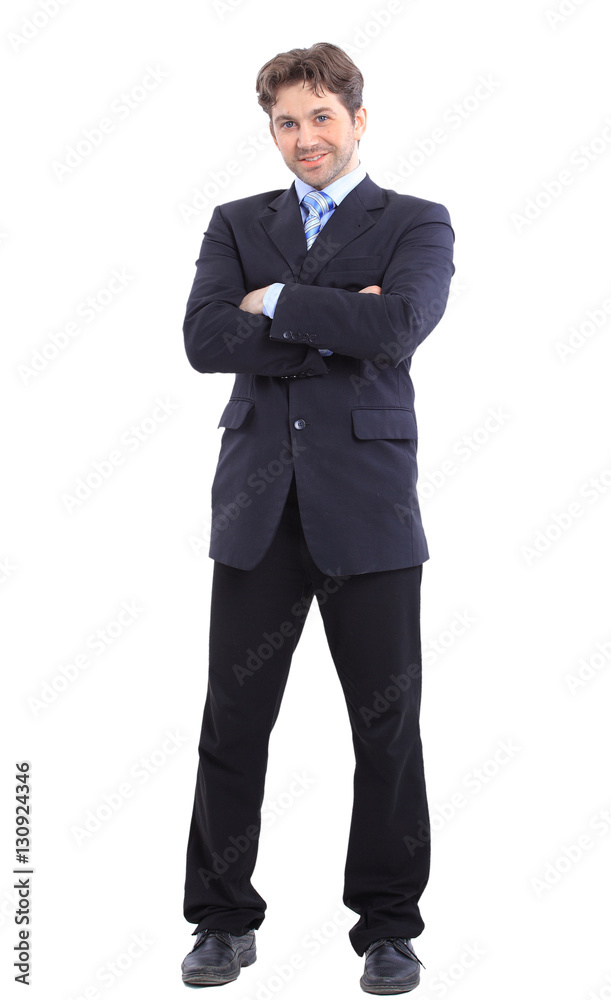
297, 120, 318, 151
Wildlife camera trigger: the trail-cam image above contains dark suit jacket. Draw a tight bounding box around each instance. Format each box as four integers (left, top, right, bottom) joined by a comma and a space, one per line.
183, 173, 455, 576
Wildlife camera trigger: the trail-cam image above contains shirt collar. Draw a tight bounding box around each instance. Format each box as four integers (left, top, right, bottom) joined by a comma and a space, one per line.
295, 159, 367, 207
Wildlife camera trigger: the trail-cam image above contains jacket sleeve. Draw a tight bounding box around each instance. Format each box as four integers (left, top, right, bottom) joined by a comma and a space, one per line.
268, 202, 455, 365
182, 205, 329, 377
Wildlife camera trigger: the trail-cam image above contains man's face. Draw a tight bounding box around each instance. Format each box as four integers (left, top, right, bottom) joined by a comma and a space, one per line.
269, 82, 366, 190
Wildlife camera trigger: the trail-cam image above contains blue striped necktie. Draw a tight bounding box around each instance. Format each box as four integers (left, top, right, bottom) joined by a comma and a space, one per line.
301, 189, 336, 356
302, 190, 335, 250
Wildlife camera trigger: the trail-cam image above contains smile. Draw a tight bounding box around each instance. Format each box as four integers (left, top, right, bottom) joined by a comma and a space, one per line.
300, 153, 328, 164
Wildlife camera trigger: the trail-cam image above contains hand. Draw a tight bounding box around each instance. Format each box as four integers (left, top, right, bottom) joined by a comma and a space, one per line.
358, 285, 382, 294
239, 286, 271, 314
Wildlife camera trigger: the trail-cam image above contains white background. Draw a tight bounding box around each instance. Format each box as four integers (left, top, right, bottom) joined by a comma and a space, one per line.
3, 0, 611, 997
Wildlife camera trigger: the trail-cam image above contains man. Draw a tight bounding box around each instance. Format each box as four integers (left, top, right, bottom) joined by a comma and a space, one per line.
181, 42, 454, 995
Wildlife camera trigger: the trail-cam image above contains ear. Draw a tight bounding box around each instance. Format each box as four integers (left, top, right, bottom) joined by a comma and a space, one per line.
354, 106, 367, 141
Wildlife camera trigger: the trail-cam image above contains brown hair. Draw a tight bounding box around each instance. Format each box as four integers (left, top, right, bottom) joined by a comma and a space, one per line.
256, 42, 364, 128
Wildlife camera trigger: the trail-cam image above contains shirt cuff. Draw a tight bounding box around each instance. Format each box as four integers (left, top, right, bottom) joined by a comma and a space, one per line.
262, 282, 285, 318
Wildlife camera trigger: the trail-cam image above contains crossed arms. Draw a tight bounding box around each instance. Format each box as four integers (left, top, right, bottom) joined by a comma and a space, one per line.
239, 283, 382, 315
183, 201, 454, 377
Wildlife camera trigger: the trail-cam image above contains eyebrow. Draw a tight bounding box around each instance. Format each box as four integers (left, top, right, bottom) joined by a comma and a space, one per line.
273, 106, 335, 123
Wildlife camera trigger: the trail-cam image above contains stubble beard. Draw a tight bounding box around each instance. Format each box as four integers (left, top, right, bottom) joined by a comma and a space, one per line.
291, 136, 357, 190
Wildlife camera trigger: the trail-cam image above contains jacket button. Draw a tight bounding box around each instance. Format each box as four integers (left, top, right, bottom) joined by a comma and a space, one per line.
282, 331, 291, 339
305, 368, 314, 375
294, 418, 306, 430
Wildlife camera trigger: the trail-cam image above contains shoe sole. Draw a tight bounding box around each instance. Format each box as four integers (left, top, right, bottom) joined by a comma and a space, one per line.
360, 971, 420, 995
182, 945, 257, 986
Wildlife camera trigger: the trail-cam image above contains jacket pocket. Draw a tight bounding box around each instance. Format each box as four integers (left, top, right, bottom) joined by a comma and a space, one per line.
217, 397, 254, 429
351, 406, 417, 440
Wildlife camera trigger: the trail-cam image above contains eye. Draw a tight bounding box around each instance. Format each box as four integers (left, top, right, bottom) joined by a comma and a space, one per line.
281, 121, 295, 129
316, 115, 329, 122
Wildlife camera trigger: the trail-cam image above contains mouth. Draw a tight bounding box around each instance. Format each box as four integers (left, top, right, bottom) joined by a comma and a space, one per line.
299, 152, 328, 166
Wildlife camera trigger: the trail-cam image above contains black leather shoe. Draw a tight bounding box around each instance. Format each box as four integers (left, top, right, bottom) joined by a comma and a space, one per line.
360, 937, 424, 994
181, 928, 256, 986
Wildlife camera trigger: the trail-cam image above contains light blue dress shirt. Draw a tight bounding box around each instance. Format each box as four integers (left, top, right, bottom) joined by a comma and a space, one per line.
262, 160, 368, 360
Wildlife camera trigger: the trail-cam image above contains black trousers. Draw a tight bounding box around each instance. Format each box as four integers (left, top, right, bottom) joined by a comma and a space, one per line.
183, 472, 430, 956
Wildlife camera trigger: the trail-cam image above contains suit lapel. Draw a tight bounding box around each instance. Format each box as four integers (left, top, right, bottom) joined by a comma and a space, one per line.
259, 174, 387, 285
259, 185, 306, 280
